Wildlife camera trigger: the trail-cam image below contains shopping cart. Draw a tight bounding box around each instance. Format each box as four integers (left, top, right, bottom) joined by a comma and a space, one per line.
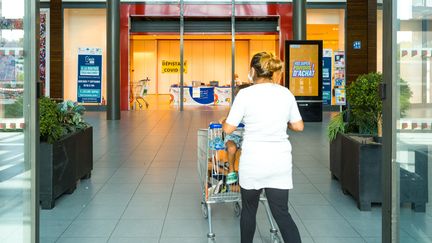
130, 77, 150, 109
197, 123, 282, 243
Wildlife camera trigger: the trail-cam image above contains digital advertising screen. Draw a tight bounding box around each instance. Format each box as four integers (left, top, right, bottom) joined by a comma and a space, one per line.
285, 41, 323, 100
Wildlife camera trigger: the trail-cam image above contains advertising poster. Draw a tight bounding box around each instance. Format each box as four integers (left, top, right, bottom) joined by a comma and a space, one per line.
288, 44, 319, 97
335, 87, 346, 105
333, 51, 346, 106
77, 47, 102, 103
322, 49, 332, 105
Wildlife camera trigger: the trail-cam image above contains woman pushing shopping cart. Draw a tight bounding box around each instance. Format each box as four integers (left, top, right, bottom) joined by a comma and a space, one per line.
221, 52, 304, 243
197, 123, 283, 243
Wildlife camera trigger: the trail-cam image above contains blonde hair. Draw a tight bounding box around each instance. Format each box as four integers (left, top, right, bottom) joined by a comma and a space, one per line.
250, 52, 283, 80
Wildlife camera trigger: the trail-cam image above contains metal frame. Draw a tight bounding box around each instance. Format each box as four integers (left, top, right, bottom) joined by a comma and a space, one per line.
180, 0, 184, 111
178, 0, 238, 108
382, 0, 399, 242
231, 0, 236, 102
24, 0, 40, 242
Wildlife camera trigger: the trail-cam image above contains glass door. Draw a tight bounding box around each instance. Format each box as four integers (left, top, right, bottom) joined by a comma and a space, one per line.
384, 0, 432, 242
0, 0, 38, 242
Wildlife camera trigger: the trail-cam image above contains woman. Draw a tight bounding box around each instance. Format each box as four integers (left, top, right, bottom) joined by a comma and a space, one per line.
221, 52, 304, 243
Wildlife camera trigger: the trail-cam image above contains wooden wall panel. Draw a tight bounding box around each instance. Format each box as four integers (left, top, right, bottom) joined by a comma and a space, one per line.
346, 0, 377, 84
50, 0, 63, 99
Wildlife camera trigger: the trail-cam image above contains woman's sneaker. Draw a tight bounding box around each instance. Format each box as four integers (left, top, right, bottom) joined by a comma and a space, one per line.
226, 172, 238, 185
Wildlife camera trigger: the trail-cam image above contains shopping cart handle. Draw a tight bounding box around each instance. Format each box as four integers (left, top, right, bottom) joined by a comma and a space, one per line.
238, 123, 245, 128
209, 123, 222, 129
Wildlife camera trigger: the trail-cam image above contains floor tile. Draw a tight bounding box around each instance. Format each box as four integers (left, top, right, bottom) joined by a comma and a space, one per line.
108, 237, 159, 243
89, 193, 133, 207
56, 237, 109, 243
294, 205, 344, 220
77, 204, 127, 220
302, 219, 360, 237
39, 219, 72, 238
161, 219, 209, 238
61, 219, 118, 237
313, 237, 366, 243
112, 219, 164, 237
122, 204, 169, 219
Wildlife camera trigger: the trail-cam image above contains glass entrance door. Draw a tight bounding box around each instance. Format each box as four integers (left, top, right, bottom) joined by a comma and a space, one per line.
0, 0, 38, 242
384, 0, 432, 242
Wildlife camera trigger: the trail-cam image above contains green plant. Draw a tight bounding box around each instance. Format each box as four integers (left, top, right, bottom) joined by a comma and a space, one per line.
346, 72, 383, 135
327, 72, 412, 140
399, 78, 413, 117
39, 97, 63, 143
58, 100, 89, 133
5, 96, 23, 118
327, 111, 345, 141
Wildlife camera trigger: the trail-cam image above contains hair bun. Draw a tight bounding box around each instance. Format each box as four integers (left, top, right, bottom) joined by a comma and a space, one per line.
259, 52, 283, 74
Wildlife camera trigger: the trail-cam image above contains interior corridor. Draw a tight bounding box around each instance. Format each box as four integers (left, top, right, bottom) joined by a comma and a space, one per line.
38, 110, 423, 243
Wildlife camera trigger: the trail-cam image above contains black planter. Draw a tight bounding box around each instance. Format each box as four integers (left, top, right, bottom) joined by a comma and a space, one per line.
329, 133, 342, 181
339, 133, 428, 212
39, 127, 93, 209
74, 127, 93, 181
340, 134, 382, 211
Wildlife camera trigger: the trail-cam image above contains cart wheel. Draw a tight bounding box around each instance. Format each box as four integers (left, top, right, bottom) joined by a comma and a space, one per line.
145, 103, 149, 108
271, 233, 282, 243
234, 202, 241, 217
201, 203, 208, 219
207, 237, 216, 243
138, 104, 143, 109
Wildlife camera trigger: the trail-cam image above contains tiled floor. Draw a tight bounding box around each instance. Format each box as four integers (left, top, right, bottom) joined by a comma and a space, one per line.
37, 108, 431, 243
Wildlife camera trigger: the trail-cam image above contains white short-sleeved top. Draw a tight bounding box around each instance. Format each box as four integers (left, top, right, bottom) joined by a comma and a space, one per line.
225, 83, 302, 190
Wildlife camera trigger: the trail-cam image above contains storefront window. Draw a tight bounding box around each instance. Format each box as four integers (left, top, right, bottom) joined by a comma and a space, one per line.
0, 0, 37, 242
391, 0, 432, 241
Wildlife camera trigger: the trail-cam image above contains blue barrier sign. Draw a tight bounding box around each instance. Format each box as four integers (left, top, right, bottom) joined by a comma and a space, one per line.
322, 49, 332, 105
77, 48, 102, 103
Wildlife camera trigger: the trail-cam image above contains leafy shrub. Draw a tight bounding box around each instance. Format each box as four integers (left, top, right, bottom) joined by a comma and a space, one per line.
39, 97, 63, 143
58, 100, 89, 133
5, 96, 23, 118
327, 72, 413, 140
346, 73, 383, 135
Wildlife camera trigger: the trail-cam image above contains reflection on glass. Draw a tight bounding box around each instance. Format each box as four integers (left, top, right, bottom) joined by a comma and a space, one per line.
396, 0, 432, 242
0, 0, 30, 242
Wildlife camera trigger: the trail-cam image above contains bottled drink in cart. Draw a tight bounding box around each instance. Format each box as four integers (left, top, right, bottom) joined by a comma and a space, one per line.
209, 123, 225, 150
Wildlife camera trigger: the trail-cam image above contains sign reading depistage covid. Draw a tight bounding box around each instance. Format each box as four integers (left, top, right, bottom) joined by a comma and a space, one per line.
77, 47, 102, 103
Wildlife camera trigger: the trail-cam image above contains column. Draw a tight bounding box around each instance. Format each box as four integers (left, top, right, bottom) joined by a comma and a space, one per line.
50, 0, 63, 99
293, 0, 306, 40
107, 0, 121, 120
346, 0, 377, 84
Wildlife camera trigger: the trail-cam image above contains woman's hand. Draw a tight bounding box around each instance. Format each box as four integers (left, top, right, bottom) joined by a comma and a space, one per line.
219, 117, 227, 124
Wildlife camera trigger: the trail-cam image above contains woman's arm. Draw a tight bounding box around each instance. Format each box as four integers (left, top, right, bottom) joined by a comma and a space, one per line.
222, 119, 237, 134
288, 120, 304, 132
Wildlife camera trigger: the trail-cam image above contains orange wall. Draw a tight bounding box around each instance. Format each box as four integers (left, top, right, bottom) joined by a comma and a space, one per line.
132, 38, 277, 94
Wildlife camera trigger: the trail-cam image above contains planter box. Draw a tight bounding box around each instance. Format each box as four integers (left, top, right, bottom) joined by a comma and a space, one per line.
340, 134, 382, 211
339, 133, 428, 211
39, 127, 93, 209
329, 133, 342, 180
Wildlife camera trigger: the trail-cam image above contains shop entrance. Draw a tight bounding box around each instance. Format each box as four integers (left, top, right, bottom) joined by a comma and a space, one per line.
128, 16, 280, 109
130, 34, 279, 98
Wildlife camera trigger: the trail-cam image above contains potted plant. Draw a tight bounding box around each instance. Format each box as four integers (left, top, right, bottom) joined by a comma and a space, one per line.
327, 73, 426, 211
39, 97, 93, 209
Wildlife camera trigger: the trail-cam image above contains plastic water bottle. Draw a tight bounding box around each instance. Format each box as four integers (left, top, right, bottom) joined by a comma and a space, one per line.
209, 123, 224, 150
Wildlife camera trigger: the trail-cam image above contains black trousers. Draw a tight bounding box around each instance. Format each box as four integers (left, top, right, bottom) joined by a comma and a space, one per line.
240, 187, 301, 243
